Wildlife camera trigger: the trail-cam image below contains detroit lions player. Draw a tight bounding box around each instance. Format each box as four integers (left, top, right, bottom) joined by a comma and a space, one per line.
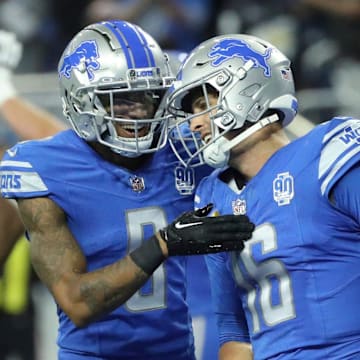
0, 22, 255, 360
167, 33, 360, 359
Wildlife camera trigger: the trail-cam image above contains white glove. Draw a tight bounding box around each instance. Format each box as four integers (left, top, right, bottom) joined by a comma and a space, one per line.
0, 30, 23, 106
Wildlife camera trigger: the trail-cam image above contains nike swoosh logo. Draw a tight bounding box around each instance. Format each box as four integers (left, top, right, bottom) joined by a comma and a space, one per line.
7, 148, 17, 157
175, 221, 203, 229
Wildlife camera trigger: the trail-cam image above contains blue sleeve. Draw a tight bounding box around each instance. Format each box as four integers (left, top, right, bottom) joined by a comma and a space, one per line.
205, 253, 250, 346
0, 143, 50, 199
319, 118, 360, 198
333, 165, 360, 223
194, 175, 212, 210
194, 169, 221, 212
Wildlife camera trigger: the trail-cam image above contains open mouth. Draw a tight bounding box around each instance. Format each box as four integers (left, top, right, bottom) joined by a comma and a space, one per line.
117, 123, 151, 138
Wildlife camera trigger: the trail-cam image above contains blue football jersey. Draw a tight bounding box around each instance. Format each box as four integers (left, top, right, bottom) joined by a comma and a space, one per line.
196, 117, 360, 359
186, 255, 219, 360
0, 129, 211, 360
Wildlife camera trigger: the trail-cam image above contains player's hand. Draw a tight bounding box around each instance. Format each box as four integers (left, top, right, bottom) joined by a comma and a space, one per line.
0, 30, 22, 106
0, 30, 22, 71
160, 204, 255, 256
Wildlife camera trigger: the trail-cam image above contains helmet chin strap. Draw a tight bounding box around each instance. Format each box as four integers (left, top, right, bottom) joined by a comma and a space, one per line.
104, 131, 155, 157
203, 113, 279, 168
110, 147, 143, 158
203, 137, 230, 168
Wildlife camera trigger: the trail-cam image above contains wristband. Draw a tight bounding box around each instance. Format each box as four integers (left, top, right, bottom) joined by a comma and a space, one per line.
129, 235, 165, 275
0, 68, 16, 106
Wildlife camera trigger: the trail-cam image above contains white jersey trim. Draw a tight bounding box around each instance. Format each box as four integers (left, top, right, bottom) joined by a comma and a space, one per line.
320, 146, 360, 195
0, 160, 33, 168
1, 170, 48, 193
322, 119, 353, 144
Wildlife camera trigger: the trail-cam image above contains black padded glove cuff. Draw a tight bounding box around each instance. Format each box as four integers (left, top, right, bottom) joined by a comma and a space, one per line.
130, 235, 165, 275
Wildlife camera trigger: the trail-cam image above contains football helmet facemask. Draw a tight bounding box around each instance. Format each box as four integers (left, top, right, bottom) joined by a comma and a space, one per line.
167, 34, 298, 168
58, 20, 175, 157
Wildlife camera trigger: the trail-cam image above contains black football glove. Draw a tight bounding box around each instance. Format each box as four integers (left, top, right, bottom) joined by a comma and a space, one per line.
160, 204, 255, 256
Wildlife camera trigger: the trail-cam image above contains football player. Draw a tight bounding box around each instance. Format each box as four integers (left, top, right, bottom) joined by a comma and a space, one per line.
0, 22, 254, 359
167, 33, 360, 359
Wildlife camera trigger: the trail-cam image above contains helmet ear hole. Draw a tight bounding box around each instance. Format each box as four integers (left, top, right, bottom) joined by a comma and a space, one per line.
269, 95, 298, 126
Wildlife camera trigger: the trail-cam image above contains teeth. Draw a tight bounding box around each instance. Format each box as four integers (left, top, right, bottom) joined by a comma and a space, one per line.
120, 131, 152, 142
121, 125, 147, 131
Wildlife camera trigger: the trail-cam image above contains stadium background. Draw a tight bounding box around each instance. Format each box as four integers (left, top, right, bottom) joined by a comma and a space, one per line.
1, 1, 360, 358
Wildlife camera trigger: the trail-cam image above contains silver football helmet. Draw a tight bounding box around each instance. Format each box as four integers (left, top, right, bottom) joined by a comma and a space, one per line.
167, 34, 298, 168
58, 20, 175, 157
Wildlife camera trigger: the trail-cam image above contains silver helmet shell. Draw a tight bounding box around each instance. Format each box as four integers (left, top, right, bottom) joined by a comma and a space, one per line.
58, 20, 175, 157
167, 34, 298, 167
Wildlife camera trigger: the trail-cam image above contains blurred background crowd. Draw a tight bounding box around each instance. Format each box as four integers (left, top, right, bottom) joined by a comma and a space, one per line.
1, 0, 360, 124
0, 1, 359, 359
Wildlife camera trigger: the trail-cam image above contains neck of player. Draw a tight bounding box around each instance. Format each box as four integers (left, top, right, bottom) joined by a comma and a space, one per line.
229, 123, 290, 181
90, 142, 153, 171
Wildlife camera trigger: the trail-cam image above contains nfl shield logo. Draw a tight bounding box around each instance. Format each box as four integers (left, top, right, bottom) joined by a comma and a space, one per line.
232, 198, 246, 215
129, 176, 145, 192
